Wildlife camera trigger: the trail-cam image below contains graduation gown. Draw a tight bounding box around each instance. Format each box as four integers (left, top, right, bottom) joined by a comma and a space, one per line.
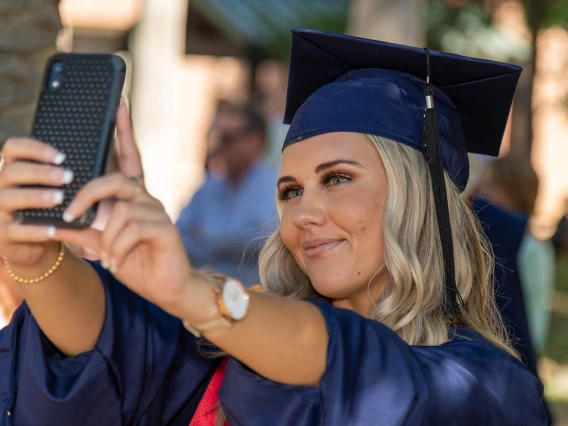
473, 197, 554, 424
0, 262, 546, 425
219, 301, 547, 426
0, 262, 219, 426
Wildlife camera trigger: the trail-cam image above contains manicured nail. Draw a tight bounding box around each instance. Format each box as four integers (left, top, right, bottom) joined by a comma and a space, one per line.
46, 226, 56, 239
62, 169, 74, 184
53, 190, 64, 205
109, 259, 118, 274
53, 152, 66, 165
62, 211, 75, 223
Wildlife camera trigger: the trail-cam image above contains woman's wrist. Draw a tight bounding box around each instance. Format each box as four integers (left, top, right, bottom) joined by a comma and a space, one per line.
170, 270, 220, 325
7, 241, 62, 282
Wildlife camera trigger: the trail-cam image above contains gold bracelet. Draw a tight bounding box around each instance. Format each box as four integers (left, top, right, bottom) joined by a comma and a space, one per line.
3, 243, 66, 284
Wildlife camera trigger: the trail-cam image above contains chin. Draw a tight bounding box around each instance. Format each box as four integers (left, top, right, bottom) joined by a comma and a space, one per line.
309, 272, 361, 301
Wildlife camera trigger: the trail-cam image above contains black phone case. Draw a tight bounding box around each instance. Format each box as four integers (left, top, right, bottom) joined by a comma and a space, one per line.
16, 53, 126, 228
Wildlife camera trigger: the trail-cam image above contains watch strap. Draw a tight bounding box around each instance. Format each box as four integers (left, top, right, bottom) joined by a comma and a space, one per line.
182, 316, 233, 338
182, 271, 237, 338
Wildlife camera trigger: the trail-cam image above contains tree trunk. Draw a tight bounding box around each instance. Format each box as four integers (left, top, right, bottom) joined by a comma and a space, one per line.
347, 0, 426, 46
0, 0, 62, 145
509, 27, 537, 157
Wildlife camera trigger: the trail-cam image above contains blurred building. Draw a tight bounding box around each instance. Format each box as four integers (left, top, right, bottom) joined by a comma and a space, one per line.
58, 0, 348, 219
56, 0, 567, 230
60, 0, 249, 218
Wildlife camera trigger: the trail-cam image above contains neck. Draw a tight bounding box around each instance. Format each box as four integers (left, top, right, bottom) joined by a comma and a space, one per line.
331, 268, 386, 316
332, 295, 372, 316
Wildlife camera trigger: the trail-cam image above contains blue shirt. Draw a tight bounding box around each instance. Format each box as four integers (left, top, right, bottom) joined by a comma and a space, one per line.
176, 161, 279, 285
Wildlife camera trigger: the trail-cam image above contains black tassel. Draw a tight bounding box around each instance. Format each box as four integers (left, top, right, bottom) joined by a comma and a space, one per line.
422, 48, 465, 321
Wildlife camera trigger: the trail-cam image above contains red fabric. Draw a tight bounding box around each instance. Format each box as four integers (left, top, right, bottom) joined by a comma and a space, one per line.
189, 356, 229, 426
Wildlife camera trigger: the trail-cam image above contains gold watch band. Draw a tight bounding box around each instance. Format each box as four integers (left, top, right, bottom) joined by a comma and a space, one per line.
182, 271, 233, 338
182, 316, 233, 338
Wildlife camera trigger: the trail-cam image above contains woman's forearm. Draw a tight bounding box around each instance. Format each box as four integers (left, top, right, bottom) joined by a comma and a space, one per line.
13, 245, 106, 357
181, 278, 328, 387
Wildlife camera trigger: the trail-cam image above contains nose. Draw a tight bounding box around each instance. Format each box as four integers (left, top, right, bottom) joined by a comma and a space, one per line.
291, 192, 326, 229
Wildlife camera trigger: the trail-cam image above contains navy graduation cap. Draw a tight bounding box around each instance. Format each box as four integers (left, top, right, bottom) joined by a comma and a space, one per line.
282, 28, 522, 319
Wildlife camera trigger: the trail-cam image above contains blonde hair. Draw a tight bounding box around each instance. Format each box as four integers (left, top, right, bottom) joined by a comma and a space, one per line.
258, 135, 515, 354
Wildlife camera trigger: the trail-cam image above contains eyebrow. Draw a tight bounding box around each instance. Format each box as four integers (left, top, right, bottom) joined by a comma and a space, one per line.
314, 159, 362, 173
277, 159, 363, 187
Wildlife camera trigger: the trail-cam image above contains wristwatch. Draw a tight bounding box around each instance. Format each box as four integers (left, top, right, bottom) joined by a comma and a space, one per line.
182, 273, 250, 337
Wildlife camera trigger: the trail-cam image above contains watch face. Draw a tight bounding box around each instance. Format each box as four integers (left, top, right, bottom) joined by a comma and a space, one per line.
222, 279, 250, 320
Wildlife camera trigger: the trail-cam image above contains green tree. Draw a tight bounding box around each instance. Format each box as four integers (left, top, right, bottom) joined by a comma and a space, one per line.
511, 0, 568, 155
427, 0, 568, 155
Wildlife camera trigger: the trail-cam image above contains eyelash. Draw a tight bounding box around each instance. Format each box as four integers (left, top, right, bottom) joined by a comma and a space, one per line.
277, 171, 352, 201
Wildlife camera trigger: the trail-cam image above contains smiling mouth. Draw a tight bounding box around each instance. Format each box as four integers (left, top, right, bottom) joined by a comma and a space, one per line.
304, 240, 345, 259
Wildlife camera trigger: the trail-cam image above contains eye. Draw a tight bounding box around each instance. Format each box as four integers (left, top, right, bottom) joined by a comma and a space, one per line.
278, 186, 303, 201
322, 172, 351, 187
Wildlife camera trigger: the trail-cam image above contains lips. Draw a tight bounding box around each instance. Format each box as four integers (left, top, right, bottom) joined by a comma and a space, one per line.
303, 239, 344, 258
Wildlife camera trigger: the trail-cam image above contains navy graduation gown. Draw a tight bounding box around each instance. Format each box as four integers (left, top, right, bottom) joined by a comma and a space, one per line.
0, 262, 219, 426
219, 300, 547, 426
473, 197, 554, 424
0, 261, 546, 425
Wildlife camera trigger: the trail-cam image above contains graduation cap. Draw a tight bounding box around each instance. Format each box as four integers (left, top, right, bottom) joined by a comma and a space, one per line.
282, 28, 522, 320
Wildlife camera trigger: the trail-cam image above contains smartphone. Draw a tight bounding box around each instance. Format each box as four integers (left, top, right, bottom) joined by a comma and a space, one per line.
15, 53, 126, 228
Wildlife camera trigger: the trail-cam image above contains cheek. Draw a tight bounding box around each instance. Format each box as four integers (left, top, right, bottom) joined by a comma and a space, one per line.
279, 211, 298, 253
279, 209, 309, 272
353, 208, 383, 244
336, 190, 385, 253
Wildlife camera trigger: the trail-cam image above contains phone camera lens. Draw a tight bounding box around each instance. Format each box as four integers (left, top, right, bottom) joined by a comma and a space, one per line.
48, 61, 64, 92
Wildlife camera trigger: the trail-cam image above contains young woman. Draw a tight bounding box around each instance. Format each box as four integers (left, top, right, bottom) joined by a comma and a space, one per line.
0, 29, 546, 425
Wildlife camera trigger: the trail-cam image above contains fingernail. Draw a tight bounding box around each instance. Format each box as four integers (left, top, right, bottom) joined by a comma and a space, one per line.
62, 169, 74, 185
53, 152, 66, 165
109, 259, 118, 274
53, 190, 64, 205
62, 211, 75, 223
46, 226, 56, 239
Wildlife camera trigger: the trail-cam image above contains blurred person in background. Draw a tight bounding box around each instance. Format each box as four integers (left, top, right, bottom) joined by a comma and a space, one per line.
0, 30, 546, 426
471, 153, 555, 424
203, 99, 231, 179
176, 103, 278, 285
477, 154, 555, 354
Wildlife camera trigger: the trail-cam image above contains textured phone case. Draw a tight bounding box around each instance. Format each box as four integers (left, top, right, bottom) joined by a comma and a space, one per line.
16, 54, 126, 228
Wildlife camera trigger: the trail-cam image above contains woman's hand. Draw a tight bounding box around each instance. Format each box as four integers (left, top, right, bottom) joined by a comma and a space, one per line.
55, 104, 211, 320
0, 137, 71, 269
